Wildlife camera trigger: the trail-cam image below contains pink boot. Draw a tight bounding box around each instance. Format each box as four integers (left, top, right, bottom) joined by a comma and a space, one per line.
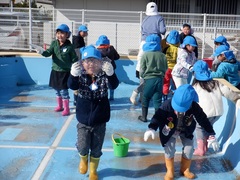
194, 139, 207, 156
62, 99, 70, 116
54, 96, 63, 112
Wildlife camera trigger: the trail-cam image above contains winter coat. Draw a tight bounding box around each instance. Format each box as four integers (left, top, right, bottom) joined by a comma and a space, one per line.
67, 70, 119, 126
163, 44, 179, 70
148, 99, 215, 147
210, 59, 240, 87
171, 48, 197, 79
193, 81, 240, 117
41, 39, 78, 72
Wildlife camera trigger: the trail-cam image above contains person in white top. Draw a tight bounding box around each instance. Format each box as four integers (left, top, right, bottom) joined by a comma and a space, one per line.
192, 60, 240, 156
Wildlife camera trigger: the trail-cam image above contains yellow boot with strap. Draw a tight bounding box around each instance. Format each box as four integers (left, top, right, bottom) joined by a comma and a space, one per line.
164, 157, 174, 180
89, 156, 100, 180
79, 154, 88, 174
180, 157, 195, 179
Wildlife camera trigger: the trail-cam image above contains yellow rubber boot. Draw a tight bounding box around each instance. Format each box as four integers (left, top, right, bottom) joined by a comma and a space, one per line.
180, 157, 195, 179
164, 158, 174, 180
89, 156, 100, 180
79, 154, 88, 174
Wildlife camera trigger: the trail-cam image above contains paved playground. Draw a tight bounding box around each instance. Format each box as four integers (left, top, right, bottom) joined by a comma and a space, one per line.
0, 82, 239, 180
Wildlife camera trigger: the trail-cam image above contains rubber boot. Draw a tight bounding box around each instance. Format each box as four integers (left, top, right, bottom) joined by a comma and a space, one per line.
130, 91, 138, 105
62, 99, 70, 116
109, 89, 114, 101
79, 154, 88, 174
180, 157, 195, 179
193, 138, 207, 156
138, 107, 148, 122
164, 157, 174, 180
54, 96, 63, 112
89, 156, 100, 180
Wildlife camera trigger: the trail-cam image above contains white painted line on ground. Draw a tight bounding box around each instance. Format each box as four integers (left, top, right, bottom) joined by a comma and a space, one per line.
31, 114, 74, 180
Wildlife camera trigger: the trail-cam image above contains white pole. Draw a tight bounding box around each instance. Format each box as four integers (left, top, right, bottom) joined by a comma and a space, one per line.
29, 0, 32, 51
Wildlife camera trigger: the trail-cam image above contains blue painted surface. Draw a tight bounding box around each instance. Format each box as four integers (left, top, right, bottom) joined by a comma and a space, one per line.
0, 56, 239, 179
0, 128, 22, 140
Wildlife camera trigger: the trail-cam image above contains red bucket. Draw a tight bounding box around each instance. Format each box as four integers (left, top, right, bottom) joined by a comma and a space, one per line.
202, 58, 213, 69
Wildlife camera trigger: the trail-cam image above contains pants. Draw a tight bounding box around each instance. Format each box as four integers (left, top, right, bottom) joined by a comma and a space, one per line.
55, 89, 69, 99
142, 77, 163, 110
172, 76, 188, 88
164, 132, 194, 159
134, 78, 144, 94
163, 68, 175, 95
76, 122, 106, 158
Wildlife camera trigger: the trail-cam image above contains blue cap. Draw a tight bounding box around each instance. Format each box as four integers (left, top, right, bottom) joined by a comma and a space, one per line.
80, 45, 102, 60
143, 34, 161, 52
166, 30, 180, 45
181, 36, 197, 47
171, 84, 199, 112
193, 60, 212, 81
78, 25, 88, 32
214, 36, 230, 48
96, 35, 110, 46
56, 24, 70, 33
213, 45, 230, 57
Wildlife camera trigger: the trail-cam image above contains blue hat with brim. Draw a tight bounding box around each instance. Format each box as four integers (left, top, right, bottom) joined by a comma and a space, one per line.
193, 60, 212, 81
181, 36, 197, 48
56, 24, 70, 33
213, 45, 230, 57
143, 34, 161, 52
80, 45, 102, 60
214, 36, 230, 48
78, 25, 88, 32
166, 30, 180, 45
171, 84, 199, 113
96, 35, 110, 46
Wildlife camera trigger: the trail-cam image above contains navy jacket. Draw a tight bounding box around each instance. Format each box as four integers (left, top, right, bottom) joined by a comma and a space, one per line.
68, 71, 119, 126
148, 99, 215, 147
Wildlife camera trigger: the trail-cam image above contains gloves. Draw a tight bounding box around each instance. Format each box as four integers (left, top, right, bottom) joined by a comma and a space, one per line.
207, 135, 220, 152
36, 47, 44, 54
102, 61, 114, 76
189, 66, 193, 72
144, 129, 155, 141
70, 61, 82, 77
136, 70, 140, 79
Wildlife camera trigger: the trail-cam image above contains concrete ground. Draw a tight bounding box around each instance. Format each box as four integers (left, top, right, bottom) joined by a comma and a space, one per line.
0, 83, 239, 180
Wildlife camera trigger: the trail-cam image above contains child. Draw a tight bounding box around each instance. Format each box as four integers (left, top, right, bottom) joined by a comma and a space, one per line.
211, 35, 230, 71
192, 60, 240, 156
144, 84, 219, 179
72, 24, 89, 106
179, 23, 198, 58
130, 1, 166, 105
96, 35, 120, 100
162, 30, 180, 101
138, 34, 168, 122
211, 45, 240, 89
36, 24, 78, 116
171, 36, 198, 88
67, 45, 119, 180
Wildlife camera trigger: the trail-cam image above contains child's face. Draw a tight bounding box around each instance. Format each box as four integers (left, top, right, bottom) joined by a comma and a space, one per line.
217, 54, 225, 61
182, 27, 191, 35
82, 58, 102, 75
186, 44, 195, 52
79, 31, 88, 38
56, 31, 68, 44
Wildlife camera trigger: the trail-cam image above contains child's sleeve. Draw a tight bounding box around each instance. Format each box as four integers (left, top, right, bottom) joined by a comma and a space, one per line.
107, 73, 119, 90
41, 41, 55, 57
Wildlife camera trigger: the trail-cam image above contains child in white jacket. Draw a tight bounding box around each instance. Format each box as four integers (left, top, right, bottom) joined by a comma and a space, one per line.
192, 60, 240, 156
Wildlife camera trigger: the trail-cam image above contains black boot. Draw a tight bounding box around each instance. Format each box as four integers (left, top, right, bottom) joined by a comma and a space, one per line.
138, 107, 148, 122
74, 94, 78, 106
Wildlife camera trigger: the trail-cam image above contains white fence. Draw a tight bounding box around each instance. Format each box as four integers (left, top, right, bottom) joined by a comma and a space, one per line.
1, 7, 240, 58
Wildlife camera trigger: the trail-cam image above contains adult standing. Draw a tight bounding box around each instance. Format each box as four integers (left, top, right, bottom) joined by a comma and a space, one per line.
130, 2, 166, 105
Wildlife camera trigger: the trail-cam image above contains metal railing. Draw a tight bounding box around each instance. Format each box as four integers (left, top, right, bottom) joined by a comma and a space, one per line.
0, 7, 240, 58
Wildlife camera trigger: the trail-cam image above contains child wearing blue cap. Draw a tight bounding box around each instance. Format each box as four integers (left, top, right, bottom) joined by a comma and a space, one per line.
192, 60, 240, 156
68, 45, 119, 180
138, 34, 168, 122
211, 45, 240, 89
162, 30, 180, 101
36, 24, 78, 116
171, 36, 198, 88
144, 84, 219, 179
96, 35, 120, 100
